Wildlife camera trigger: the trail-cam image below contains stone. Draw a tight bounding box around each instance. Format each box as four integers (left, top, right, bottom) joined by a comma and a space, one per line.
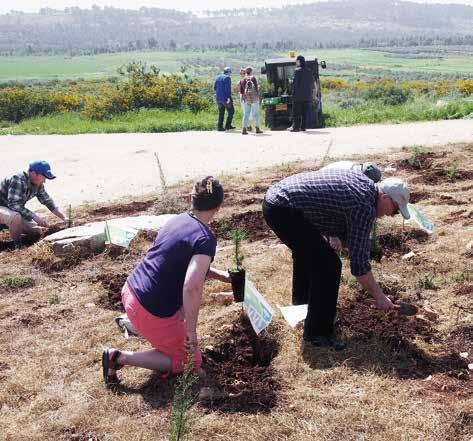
402, 251, 416, 260
43, 214, 176, 257
466, 240, 473, 255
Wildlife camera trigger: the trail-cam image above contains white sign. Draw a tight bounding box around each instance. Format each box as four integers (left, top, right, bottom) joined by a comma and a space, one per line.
407, 203, 435, 234
243, 279, 274, 334
278, 304, 308, 328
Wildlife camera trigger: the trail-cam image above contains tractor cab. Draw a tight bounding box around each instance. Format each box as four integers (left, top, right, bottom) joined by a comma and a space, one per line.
261, 56, 326, 130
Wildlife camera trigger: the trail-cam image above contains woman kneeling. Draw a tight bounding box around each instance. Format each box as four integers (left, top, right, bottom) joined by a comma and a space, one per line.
101, 176, 230, 385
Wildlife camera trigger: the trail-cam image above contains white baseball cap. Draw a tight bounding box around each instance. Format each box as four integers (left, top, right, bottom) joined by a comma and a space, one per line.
378, 178, 410, 219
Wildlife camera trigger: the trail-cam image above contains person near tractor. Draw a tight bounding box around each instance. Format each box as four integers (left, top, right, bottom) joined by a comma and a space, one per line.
240, 66, 263, 135
263, 169, 410, 350
214, 67, 235, 131
236, 68, 253, 131
101, 177, 232, 386
0, 160, 68, 249
288, 55, 314, 132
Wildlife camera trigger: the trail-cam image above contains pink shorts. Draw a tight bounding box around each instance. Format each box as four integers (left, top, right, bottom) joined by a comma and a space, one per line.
121, 282, 202, 375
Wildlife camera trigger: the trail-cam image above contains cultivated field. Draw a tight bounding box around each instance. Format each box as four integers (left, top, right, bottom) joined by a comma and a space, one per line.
0, 144, 472, 440
1, 47, 473, 82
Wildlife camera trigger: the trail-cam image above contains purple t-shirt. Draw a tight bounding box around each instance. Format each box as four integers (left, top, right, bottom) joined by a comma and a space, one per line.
127, 213, 216, 317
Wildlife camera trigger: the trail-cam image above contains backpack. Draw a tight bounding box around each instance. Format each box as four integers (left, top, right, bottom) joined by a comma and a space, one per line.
243, 77, 258, 102
245, 78, 254, 94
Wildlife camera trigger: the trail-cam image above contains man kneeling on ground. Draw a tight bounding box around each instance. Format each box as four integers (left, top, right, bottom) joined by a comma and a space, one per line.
0, 161, 68, 248
263, 168, 410, 350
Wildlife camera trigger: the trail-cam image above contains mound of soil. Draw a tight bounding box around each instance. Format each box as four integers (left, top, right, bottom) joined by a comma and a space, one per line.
376, 228, 430, 257
397, 152, 437, 171
338, 296, 434, 344
411, 168, 473, 185
91, 200, 154, 217
201, 315, 280, 412
454, 283, 473, 296
95, 272, 127, 311
409, 190, 432, 203
443, 209, 473, 226
211, 211, 272, 242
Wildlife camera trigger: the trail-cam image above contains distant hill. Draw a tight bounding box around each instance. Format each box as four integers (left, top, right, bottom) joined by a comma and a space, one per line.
1, 0, 473, 55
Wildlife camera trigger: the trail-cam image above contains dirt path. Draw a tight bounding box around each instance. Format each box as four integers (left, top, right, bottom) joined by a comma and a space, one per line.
1, 119, 472, 208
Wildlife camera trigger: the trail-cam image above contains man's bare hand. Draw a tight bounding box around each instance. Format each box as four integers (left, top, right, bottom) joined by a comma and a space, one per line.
375, 293, 399, 312
329, 236, 342, 253
34, 215, 48, 228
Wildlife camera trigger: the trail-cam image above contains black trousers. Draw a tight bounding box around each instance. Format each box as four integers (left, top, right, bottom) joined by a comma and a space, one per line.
217, 101, 235, 130
292, 101, 310, 130
262, 199, 342, 338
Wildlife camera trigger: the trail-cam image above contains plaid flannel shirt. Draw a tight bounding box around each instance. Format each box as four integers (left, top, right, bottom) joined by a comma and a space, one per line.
0, 171, 56, 221
265, 169, 377, 276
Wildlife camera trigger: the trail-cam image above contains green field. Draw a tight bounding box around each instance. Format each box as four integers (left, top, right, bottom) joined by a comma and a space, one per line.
1, 48, 473, 82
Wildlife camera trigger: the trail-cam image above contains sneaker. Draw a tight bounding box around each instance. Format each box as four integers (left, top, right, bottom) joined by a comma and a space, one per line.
255, 127, 263, 134
226, 125, 236, 130
287, 127, 300, 132
115, 313, 140, 338
300, 128, 306, 132
304, 335, 346, 351
248, 125, 253, 132
217, 127, 225, 132
242, 127, 248, 135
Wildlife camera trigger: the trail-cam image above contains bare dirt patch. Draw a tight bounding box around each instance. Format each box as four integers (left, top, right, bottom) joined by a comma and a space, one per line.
95, 272, 127, 311
211, 210, 272, 242
201, 314, 281, 413
376, 227, 430, 257
443, 209, 473, 226
91, 200, 154, 217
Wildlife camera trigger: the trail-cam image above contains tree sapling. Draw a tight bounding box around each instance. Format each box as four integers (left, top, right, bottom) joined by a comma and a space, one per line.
228, 228, 247, 302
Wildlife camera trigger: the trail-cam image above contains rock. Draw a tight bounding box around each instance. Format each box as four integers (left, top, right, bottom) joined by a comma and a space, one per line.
466, 240, 473, 255
198, 387, 227, 401
402, 251, 416, 260
43, 215, 176, 257
460, 352, 469, 359
84, 303, 95, 308
469, 363, 473, 371
436, 100, 446, 108
212, 292, 234, 306
420, 305, 439, 321
384, 166, 397, 173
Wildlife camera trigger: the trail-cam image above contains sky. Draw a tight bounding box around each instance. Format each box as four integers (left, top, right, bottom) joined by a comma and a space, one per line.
1, 0, 473, 14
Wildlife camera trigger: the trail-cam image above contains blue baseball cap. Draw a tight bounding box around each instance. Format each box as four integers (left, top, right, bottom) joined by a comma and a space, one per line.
29, 160, 56, 180
223, 66, 232, 74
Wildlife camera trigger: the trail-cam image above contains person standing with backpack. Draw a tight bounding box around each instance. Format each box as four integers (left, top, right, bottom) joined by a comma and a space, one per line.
240, 67, 263, 135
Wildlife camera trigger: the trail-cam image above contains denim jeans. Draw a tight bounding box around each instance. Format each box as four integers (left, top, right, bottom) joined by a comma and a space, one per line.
242, 102, 260, 128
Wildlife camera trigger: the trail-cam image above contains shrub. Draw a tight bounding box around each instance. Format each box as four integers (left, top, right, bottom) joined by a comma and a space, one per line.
363, 85, 412, 105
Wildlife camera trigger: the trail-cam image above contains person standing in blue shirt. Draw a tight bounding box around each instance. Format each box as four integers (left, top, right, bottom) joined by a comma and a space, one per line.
214, 67, 235, 131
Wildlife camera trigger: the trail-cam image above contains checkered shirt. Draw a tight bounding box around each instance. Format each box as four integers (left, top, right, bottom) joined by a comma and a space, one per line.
0, 171, 56, 221
265, 169, 377, 276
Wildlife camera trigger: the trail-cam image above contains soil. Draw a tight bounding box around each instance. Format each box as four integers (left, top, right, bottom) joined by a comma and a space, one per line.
201, 314, 281, 413
443, 209, 473, 226
95, 272, 128, 311
409, 190, 432, 203
454, 283, 473, 296
397, 151, 439, 171
90, 200, 154, 216
411, 168, 473, 185
211, 210, 272, 242
376, 228, 430, 257
338, 296, 434, 344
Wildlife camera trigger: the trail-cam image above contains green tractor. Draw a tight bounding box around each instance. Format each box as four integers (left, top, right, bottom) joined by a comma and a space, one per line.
261, 56, 326, 130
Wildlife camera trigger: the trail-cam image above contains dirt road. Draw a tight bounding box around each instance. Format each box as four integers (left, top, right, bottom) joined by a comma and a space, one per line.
2, 119, 472, 208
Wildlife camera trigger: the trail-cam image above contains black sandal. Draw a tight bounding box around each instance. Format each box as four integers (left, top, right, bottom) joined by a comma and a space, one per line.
102, 347, 123, 386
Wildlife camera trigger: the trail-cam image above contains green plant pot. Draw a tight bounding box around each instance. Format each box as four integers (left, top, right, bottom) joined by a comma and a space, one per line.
229, 269, 246, 302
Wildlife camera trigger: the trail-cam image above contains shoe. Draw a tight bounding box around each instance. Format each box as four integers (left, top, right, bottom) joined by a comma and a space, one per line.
301, 128, 306, 132
115, 313, 140, 338
13, 240, 22, 250
242, 128, 248, 135
217, 127, 225, 132
226, 125, 236, 130
287, 127, 300, 132
248, 125, 253, 132
304, 335, 347, 351
255, 127, 263, 134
